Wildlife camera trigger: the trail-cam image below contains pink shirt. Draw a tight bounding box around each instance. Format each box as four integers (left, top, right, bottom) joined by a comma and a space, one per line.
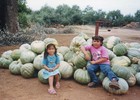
85, 45, 110, 64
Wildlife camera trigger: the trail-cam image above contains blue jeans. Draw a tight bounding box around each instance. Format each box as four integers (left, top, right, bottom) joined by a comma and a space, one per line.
87, 64, 118, 83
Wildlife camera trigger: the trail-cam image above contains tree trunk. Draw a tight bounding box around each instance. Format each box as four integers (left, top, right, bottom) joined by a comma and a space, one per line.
5, 0, 18, 33
0, 0, 18, 33
0, 0, 6, 31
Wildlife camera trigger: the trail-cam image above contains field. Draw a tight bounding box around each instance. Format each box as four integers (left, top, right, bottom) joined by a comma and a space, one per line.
0, 25, 140, 100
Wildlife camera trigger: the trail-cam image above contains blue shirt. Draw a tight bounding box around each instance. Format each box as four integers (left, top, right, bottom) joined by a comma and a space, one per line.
43, 54, 60, 68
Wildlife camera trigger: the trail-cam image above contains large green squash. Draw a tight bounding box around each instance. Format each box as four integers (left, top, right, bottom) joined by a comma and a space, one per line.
20, 63, 35, 78
135, 73, 140, 85
9, 60, 22, 75
103, 36, 121, 50
107, 49, 116, 60
19, 43, 31, 51
73, 52, 89, 69
33, 54, 44, 70
127, 48, 140, 63
102, 77, 129, 95
1, 50, 12, 58
59, 61, 73, 79
38, 69, 48, 84
112, 65, 136, 86
0, 56, 13, 68
31, 41, 45, 54
113, 43, 127, 56
57, 53, 64, 61
64, 50, 75, 62
78, 32, 89, 41
70, 36, 87, 52
20, 51, 36, 64
74, 68, 91, 85
57, 46, 70, 56
11, 49, 21, 60
111, 56, 131, 67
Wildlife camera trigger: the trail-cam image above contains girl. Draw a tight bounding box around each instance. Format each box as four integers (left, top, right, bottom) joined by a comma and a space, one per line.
81, 36, 120, 89
42, 44, 60, 95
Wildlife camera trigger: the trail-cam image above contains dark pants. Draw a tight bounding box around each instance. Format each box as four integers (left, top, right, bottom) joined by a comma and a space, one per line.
87, 64, 118, 83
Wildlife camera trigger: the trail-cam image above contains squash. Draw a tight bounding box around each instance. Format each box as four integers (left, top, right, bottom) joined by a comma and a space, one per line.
127, 48, 140, 63
31, 41, 45, 54
102, 77, 129, 95
33, 55, 44, 70
57, 46, 70, 56
112, 65, 136, 86
74, 68, 91, 84
113, 43, 127, 56
38, 69, 48, 84
64, 50, 75, 62
70, 36, 87, 52
57, 53, 64, 61
20, 51, 36, 64
59, 61, 73, 79
9, 60, 22, 75
20, 63, 35, 78
11, 49, 21, 60
103, 36, 121, 50
1, 50, 12, 58
19, 43, 31, 51
77, 32, 89, 41
135, 73, 140, 85
0, 56, 13, 68
87, 38, 92, 45
111, 56, 131, 67
73, 52, 89, 69
107, 49, 116, 60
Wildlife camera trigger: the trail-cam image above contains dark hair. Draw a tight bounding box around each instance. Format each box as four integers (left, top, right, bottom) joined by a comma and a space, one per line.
44, 44, 57, 58
92, 36, 104, 45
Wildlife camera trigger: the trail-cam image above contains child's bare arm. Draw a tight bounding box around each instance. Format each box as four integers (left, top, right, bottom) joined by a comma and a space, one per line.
90, 58, 108, 64
43, 65, 52, 72
81, 46, 90, 60
53, 64, 60, 71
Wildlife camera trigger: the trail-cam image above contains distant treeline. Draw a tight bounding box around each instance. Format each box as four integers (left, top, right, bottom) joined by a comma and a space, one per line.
19, 2, 140, 28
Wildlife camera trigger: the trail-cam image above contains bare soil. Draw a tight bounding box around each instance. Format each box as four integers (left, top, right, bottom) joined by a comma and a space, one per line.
0, 26, 140, 100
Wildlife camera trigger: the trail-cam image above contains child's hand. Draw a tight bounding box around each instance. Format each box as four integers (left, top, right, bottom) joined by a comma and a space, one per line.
90, 61, 96, 64
84, 54, 90, 60
47, 68, 53, 72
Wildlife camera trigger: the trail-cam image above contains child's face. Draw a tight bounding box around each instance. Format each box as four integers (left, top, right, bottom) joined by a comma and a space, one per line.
92, 39, 102, 48
47, 46, 55, 55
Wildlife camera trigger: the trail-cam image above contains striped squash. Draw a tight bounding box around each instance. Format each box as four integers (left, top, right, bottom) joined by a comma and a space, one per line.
59, 61, 73, 79
102, 77, 129, 95
74, 68, 91, 84
113, 43, 127, 56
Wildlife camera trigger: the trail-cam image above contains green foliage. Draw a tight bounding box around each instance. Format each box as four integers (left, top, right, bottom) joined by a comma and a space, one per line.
106, 10, 124, 26
18, 3, 140, 28
135, 10, 140, 22
18, 0, 31, 28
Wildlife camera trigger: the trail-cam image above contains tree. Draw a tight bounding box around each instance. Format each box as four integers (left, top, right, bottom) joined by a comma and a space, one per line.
123, 15, 135, 25
82, 6, 96, 24
106, 10, 124, 26
18, 0, 32, 28
135, 10, 140, 22
0, 0, 18, 33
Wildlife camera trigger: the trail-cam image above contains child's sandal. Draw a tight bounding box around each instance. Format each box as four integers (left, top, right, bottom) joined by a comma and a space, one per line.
48, 89, 57, 95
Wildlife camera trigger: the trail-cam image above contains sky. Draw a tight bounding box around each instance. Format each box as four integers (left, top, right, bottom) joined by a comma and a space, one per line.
26, 0, 140, 15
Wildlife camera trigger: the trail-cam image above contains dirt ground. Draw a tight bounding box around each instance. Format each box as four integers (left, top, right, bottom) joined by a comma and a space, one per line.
0, 26, 140, 100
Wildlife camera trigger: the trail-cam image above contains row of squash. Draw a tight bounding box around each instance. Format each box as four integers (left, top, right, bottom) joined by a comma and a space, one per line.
0, 33, 140, 95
